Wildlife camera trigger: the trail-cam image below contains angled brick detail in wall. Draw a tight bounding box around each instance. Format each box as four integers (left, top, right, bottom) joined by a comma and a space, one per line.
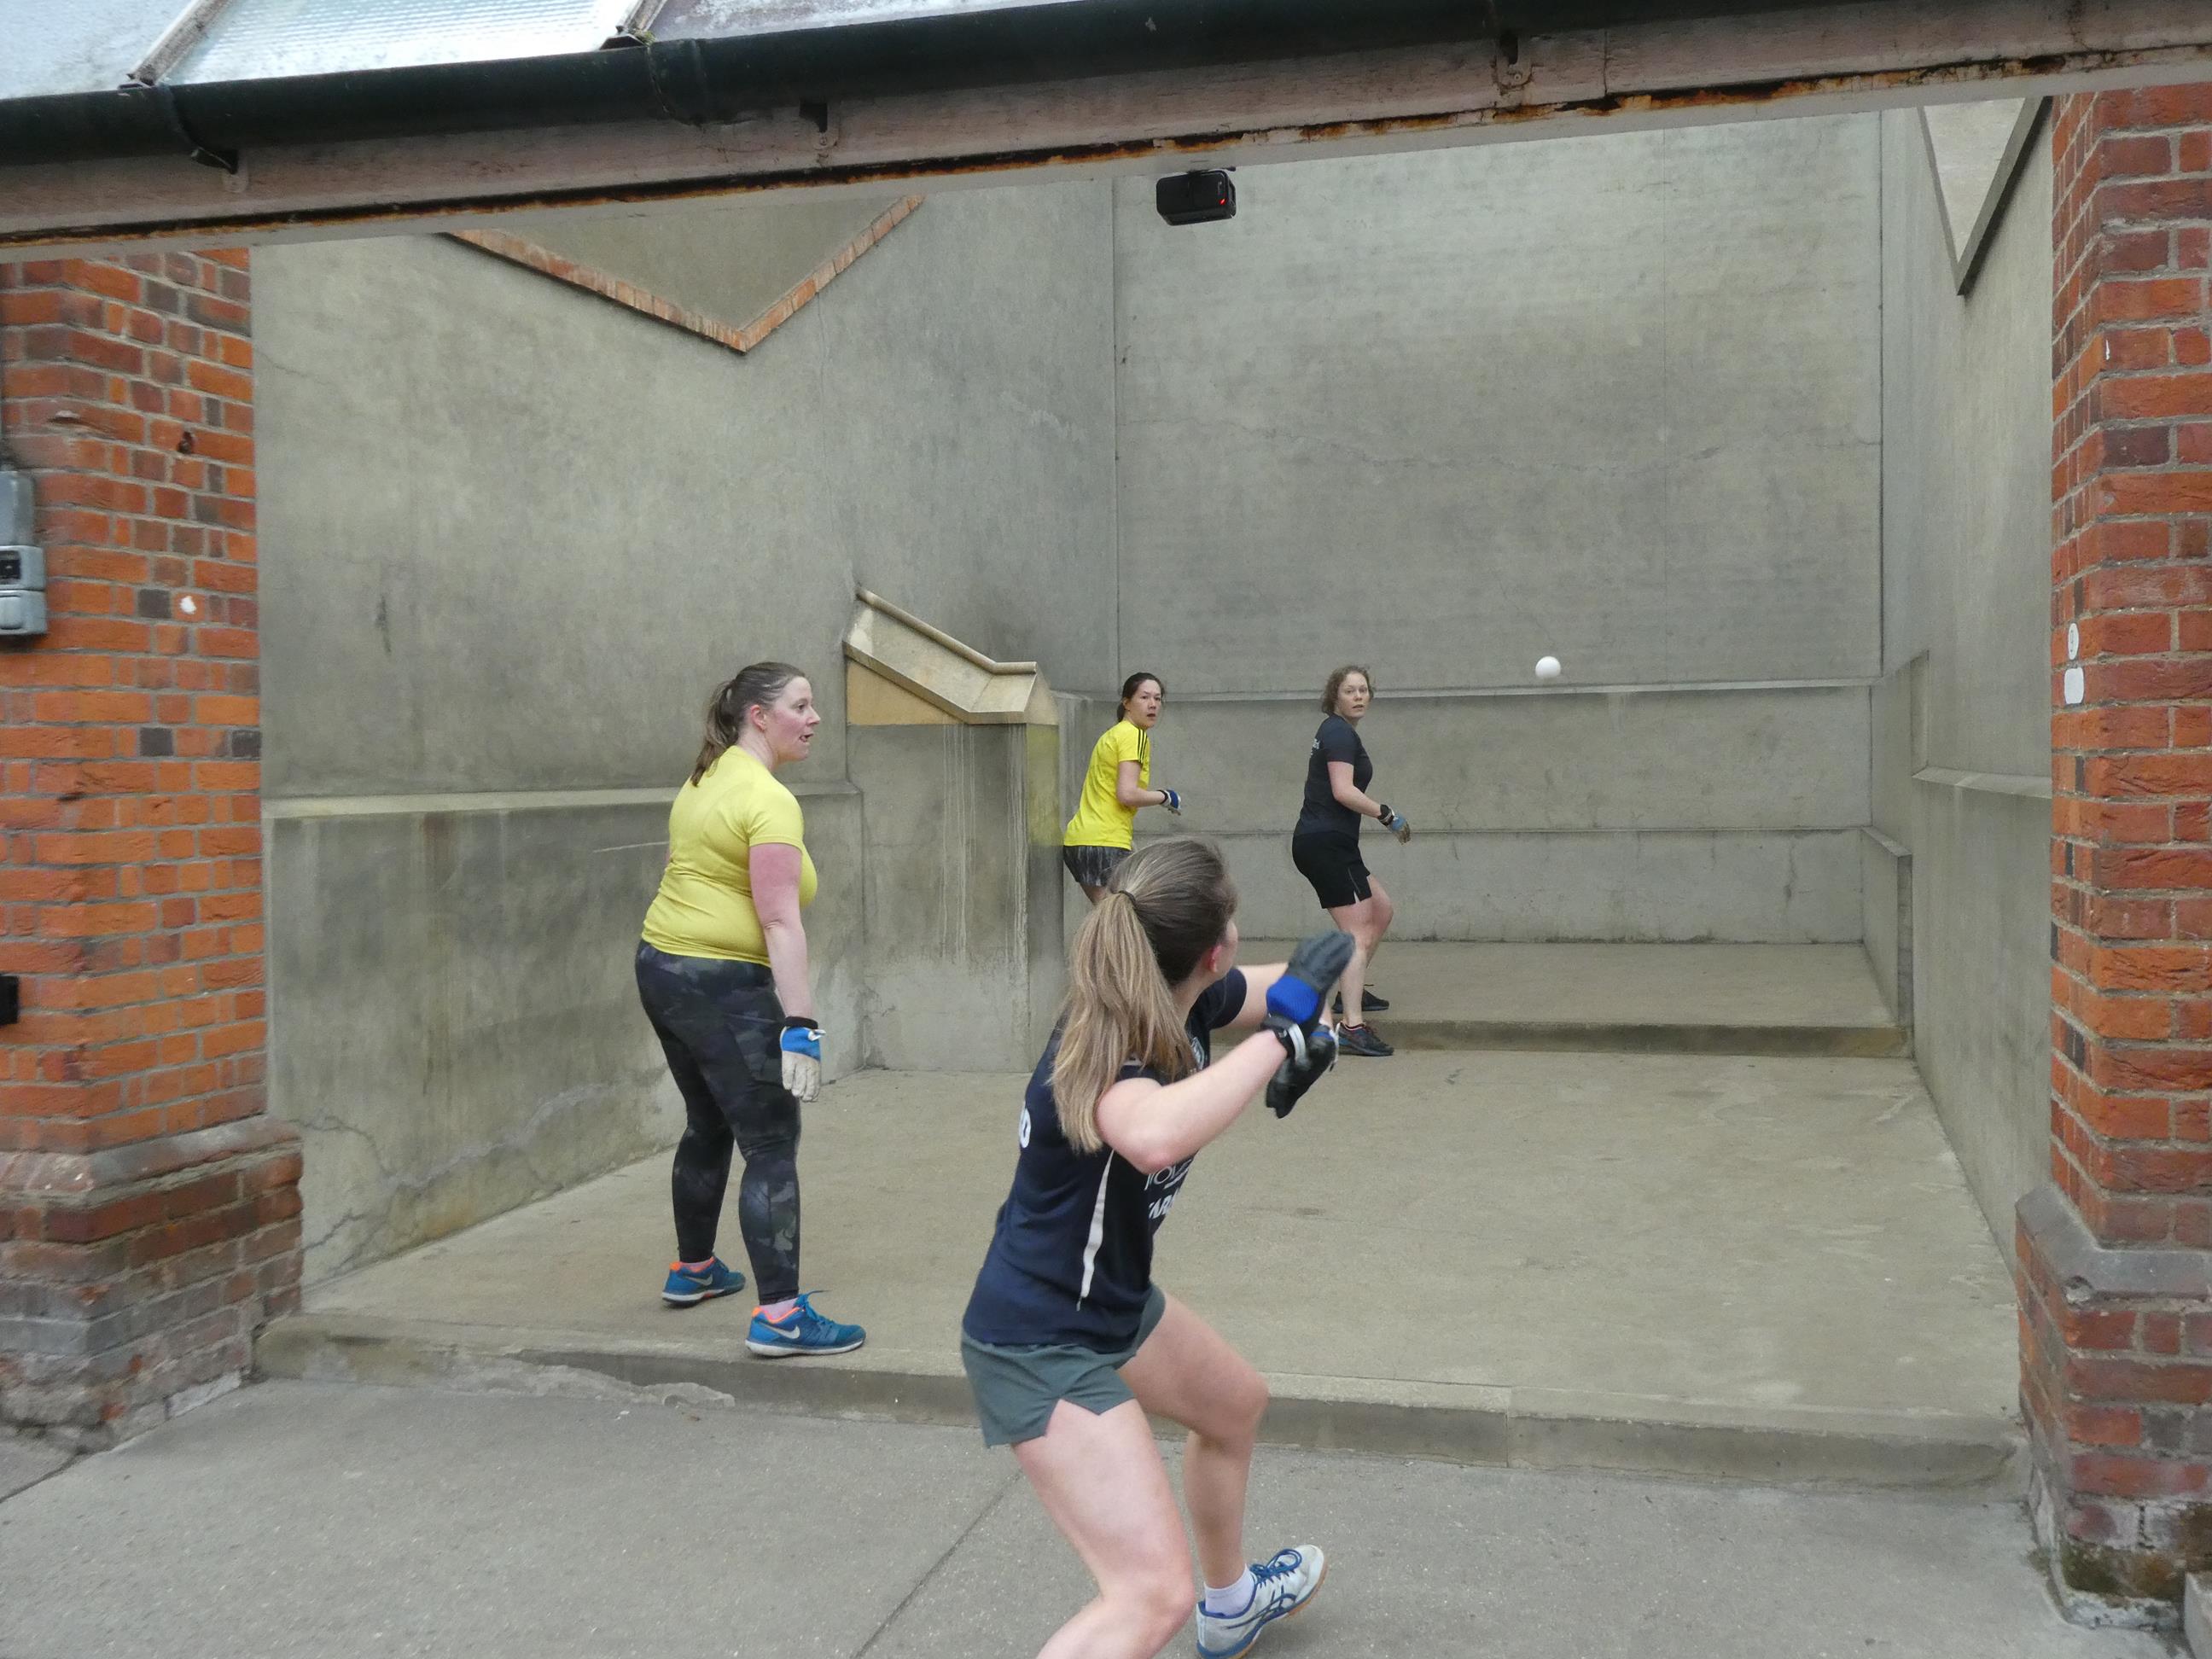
451, 195, 924, 354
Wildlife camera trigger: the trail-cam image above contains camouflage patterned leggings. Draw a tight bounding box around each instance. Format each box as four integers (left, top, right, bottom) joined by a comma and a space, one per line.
634, 942, 802, 1301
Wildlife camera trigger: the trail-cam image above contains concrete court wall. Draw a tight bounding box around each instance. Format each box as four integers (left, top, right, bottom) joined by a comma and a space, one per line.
1146, 691, 1867, 942
1872, 109, 2056, 1256
1108, 114, 1882, 939
256, 185, 1116, 1281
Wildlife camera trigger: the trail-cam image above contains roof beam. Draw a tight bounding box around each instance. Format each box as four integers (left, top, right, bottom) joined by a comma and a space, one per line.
3, 0, 2209, 253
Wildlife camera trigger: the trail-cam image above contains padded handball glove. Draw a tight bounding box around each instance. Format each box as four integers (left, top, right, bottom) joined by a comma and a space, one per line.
1159, 788, 1184, 815
1377, 804, 1412, 844
1263, 929, 1356, 1033
779, 1016, 824, 1103
1266, 1022, 1339, 1119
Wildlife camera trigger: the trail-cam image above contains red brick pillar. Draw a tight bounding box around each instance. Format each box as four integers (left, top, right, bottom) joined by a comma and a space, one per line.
2032, 85, 2212, 1621
0, 253, 300, 1448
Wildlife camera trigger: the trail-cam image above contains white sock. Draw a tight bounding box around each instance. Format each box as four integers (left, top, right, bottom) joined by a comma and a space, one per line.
1202, 1570, 1254, 1617
758, 1297, 799, 1321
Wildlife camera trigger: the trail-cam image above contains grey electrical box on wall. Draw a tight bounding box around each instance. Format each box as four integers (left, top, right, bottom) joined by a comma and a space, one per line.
1, 468, 45, 637
0, 544, 46, 636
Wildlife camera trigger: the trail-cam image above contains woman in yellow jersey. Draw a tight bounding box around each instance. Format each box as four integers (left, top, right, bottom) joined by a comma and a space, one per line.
634, 661, 864, 1358
1062, 672, 1184, 904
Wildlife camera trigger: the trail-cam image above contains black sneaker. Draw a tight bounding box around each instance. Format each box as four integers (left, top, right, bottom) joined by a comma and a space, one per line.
1336, 1023, 1394, 1057
1332, 990, 1390, 1016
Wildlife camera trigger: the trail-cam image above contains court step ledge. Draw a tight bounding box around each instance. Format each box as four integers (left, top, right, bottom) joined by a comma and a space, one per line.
257, 1313, 2019, 1496
1382, 1017, 1911, 1060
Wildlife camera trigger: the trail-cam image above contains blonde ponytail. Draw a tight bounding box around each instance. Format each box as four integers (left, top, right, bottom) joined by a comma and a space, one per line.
1051, 839, 1237, 1154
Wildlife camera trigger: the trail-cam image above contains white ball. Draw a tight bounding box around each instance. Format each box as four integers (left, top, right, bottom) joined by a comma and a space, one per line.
1534, 655, 1562, 681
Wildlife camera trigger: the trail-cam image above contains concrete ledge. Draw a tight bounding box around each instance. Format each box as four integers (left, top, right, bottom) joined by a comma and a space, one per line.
257, 1313, 2021, 1493
1386, 1017, 1909, 1059
0, 1116, 299, 1202
2020, 1185, 2212, 1300
0, 1433, 73, 1502
1912, 765, 2052, 801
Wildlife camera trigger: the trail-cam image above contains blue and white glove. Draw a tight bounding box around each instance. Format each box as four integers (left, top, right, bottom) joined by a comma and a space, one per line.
1377, 803, 1412, 844
779, 1017, 824, 1103
1159, 788, 1184, 816
1263, 929, 1357, 1061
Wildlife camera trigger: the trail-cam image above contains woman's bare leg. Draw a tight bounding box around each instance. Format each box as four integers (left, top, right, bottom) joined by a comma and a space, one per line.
1013, 1399, 1196, 1659
1118, 1293, 1270, 1591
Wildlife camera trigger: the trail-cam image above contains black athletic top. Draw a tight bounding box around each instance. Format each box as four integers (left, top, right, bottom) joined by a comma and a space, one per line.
963, 969, 1249, 1351
1295, 714, 1371, 840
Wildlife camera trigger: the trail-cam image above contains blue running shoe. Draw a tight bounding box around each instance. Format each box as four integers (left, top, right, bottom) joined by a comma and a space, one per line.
661, 1257, 746, 1307
1194, 1545, 1326, 1658
745, 1293, 866, 1357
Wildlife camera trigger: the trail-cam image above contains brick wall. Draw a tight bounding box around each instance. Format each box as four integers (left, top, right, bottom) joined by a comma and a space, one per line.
0, 253, 300, 1448
2032, 84, 2212, 1618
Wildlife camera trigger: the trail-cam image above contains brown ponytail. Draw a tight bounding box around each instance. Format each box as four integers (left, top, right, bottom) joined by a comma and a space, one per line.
1052, 839, 1237, 1154
692, 661, 806, 784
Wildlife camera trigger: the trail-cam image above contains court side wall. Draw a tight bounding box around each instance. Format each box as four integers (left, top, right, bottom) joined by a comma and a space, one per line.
1109, 115, 1880, 940
1873, 111, 2056, 1259
255, 185, 1116, 1281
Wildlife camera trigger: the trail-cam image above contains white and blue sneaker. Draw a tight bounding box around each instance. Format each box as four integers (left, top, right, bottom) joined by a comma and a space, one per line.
661, 1256, 745, 1307
1195, 1545, 1326, 1658
744, 1292, 866, 1358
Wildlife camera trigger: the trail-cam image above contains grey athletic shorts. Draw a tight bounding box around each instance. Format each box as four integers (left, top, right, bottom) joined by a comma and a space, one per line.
960, 1284, 1168, 1447
1062, 843, 1131, 890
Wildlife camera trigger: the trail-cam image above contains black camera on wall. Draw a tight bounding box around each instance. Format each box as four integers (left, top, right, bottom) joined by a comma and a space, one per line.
1156, 170, 1236, 226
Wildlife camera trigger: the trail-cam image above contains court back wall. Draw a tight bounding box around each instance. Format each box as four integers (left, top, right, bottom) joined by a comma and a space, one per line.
1108, 115, 1883, 942
1113, 114, 1882, 696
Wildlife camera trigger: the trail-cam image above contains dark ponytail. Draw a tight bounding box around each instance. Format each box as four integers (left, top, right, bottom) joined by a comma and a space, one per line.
692, 661, 806, 784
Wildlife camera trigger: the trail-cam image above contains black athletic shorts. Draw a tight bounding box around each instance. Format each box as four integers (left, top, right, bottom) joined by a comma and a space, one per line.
1292, 830, 1371, 910
1062, 844, 1130, 890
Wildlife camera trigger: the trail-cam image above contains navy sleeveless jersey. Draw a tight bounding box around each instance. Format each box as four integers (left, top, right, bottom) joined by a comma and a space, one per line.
963, 969, 1249, 1351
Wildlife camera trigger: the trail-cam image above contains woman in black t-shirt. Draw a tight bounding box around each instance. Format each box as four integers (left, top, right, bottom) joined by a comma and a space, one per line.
961, 840, 1349, 1659
1290, 664, 1410, 1057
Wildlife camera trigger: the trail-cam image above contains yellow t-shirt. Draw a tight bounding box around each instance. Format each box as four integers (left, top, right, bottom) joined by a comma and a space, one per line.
1063, 720, 1150, 851
640, 748, 818, 965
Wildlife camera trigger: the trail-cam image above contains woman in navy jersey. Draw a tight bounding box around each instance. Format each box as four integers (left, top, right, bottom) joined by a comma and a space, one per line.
962, 839, 1350, 1659
1289, 664, 1409, 1058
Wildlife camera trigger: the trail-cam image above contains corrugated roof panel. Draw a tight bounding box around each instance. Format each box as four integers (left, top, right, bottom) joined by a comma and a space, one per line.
651, 0, 1086, 44
168, 0, 642, 85
0, 0, 196, 101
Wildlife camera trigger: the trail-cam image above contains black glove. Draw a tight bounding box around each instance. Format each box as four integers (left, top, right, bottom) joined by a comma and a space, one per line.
1262, 929, 1357, 1031
1266, 1022, 1339, 1118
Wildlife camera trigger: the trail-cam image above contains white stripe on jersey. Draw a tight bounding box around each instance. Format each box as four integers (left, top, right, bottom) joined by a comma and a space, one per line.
1076, 1155, 1114, 1306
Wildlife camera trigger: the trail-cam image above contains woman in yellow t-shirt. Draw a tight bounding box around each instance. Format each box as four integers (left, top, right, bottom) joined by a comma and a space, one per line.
634, 661, 863, 1358
1062, 672, 1183, 905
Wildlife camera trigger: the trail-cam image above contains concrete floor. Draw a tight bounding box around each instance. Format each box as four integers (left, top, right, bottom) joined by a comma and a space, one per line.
272, 1051, 2018, 1485
0, 1382, 2157, 1659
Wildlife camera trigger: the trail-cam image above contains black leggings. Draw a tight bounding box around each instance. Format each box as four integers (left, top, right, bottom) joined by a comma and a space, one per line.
633, 941, 802, 1301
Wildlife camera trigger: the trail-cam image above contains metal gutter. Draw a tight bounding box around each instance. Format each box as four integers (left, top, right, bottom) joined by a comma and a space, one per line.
0, 0, 1768, 167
